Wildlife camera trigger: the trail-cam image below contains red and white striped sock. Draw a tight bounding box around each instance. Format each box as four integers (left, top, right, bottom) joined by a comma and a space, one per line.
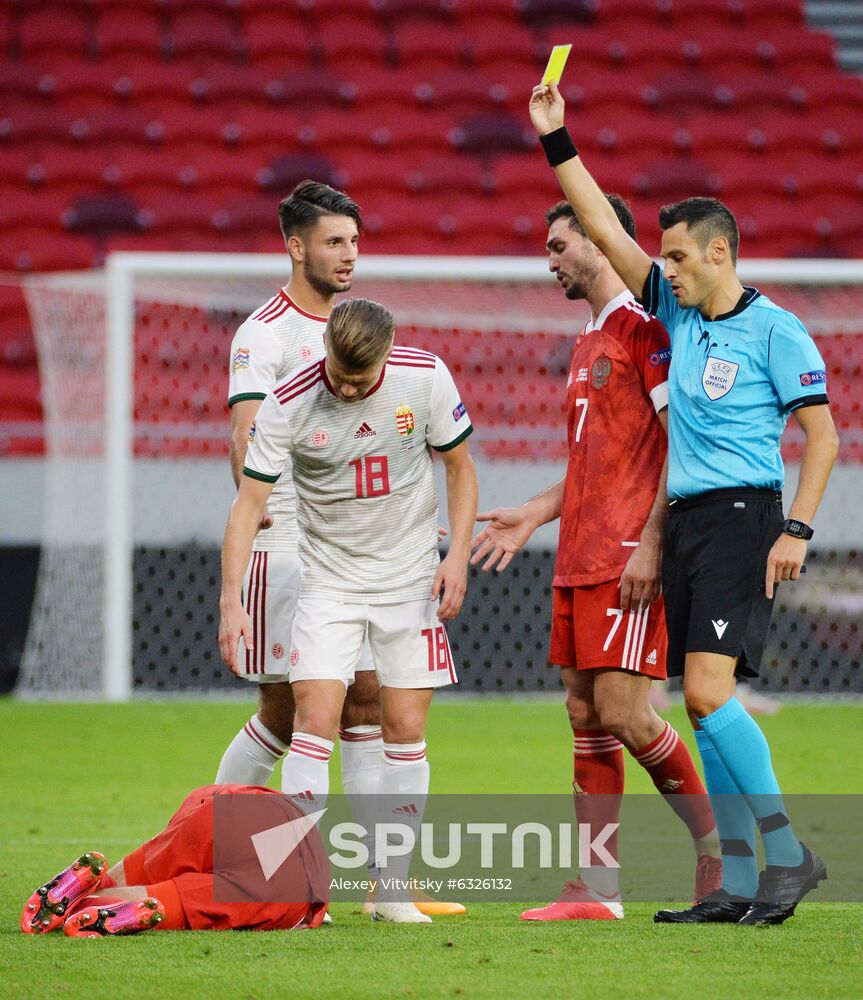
281, 732, 334, 813
214, 713, 288, 786
377, 742, 430, 900
573, 731, 625, 899
634, 721, 716, 841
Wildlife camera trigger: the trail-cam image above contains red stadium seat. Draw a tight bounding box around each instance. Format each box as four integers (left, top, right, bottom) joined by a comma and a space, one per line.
1, 190, 72, 230
404, 154, 492, 196
296, 108, 400, 154
210, 194, 283, 234
450, 112, 535, 157
165, 10, 244, 60
632, 158, 722, 200
256, 151, 338, 193
463, 20, 540, 74
94, 7, 163, 58
640, 69, 722, 112
412, 69, 506, 115
331, 153, 411, 198
375, 0, 455, 23
18, 8, 90, 58
392, 20, 467, 73
314, 16, 390, 72
135, 191, 223, 234
517, 0, 596, 31
792, 74, 863, 115
244, 11, 313, 64
64, 192, 144, 235
355, 109, 456, 153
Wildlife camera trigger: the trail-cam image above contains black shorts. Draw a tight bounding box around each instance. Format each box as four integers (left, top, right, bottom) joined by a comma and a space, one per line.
662, 488, 784, 678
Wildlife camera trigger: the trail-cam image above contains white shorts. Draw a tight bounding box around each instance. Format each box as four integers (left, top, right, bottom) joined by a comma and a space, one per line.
289, 596, 458, 690
238, 551, 374, 683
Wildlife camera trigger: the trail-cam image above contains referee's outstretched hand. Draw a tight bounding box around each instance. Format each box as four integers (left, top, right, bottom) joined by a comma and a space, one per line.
529, 81, 565, 137
765, 533, 807, 599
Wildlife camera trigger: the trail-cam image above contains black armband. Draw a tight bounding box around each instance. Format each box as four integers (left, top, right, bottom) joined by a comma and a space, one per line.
540, 126, 578, 167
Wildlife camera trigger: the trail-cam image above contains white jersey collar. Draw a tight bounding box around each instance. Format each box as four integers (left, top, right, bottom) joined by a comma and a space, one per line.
585, 290, 634, 334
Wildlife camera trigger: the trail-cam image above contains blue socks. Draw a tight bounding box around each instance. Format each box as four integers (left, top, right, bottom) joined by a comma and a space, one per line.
694, 729, 759, 898
698, 697, 804, 870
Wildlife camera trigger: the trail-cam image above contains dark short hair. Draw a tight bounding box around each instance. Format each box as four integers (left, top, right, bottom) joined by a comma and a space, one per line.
278, 180, 363, 241
545, 194, 637, 241
658, 197, 739, 263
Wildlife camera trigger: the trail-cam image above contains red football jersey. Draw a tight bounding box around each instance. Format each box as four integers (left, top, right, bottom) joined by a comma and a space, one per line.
554, 291, 671, 587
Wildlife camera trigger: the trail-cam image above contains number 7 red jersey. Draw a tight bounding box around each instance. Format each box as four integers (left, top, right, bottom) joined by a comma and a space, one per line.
554, 291, 671, 587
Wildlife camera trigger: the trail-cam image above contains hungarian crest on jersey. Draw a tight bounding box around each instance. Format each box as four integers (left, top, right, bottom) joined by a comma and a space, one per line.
395, 403, 415, 436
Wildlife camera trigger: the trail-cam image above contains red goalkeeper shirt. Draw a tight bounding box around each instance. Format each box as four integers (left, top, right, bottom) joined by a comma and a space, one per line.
554, 291, 670, 588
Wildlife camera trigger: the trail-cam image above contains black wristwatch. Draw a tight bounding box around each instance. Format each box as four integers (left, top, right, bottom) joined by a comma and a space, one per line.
783, 518, 814, 540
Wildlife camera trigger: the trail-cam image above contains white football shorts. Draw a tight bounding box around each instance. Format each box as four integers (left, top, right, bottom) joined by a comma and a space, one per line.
289, 595, 458, 690
238, 551, 374, 683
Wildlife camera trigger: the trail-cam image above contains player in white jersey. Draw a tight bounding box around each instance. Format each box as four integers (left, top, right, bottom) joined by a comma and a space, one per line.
219, 299, 478, 923
216, 181, 381, 799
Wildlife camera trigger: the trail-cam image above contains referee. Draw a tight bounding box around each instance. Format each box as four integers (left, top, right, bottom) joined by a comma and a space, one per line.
529, 82, 839, 926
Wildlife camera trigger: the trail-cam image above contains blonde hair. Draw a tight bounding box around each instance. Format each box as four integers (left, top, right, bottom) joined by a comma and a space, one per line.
326, 298, 394, 370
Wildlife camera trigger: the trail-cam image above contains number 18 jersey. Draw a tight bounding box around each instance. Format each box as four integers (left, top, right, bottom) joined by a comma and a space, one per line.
243, 348, 472, 603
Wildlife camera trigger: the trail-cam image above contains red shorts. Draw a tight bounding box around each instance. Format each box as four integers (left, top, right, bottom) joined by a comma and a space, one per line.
549, 580, 667, 679
122, 784, 328, 931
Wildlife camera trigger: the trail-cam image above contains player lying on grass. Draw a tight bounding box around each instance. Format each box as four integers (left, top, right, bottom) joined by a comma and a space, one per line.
472, 196, 721, 921
528, 80, 837, 925
219, 297, 478, 923
21, 785, 328, 937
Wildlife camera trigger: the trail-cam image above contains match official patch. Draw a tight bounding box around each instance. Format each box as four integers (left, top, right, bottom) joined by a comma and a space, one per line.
232, 346, 250, 373
799, 369, 826, 386
452, 401, 467, 421
648, 347, 672, 367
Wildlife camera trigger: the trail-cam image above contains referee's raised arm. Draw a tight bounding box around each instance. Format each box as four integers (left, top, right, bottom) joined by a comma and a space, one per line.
529, 82, 653, 298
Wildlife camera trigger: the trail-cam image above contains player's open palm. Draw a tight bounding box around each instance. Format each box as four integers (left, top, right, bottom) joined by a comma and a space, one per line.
529, 81, 565, 137
218, 603, 253, 675
471, 507, 536, 573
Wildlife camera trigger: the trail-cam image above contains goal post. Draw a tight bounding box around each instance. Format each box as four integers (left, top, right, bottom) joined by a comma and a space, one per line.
16, 254, 863, 700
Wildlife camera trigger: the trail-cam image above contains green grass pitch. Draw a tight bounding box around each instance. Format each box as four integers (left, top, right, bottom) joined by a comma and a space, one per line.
2, 698, 861, 999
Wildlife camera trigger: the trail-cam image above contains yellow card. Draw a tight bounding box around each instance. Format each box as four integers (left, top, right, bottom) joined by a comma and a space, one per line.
541, 44, 572, 86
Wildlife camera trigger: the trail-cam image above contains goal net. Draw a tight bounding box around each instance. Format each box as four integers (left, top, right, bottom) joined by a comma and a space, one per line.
17, 254, 863, 699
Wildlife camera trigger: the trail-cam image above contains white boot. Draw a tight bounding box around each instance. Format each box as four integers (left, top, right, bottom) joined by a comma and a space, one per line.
371, 901, 432, 924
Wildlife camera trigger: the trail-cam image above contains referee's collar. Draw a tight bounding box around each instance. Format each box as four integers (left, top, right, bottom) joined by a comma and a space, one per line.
702, 286, 760, 322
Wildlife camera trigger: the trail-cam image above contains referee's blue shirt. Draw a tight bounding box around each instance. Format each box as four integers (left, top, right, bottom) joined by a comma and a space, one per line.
641, 263, 829, 500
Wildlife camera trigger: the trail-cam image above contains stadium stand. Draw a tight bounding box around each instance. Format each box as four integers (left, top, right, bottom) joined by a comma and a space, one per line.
0, 0, 862, 454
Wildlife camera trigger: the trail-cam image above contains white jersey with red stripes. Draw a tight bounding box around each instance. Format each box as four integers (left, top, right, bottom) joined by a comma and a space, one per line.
243, 348, 472, 603
228, 290, 330, 552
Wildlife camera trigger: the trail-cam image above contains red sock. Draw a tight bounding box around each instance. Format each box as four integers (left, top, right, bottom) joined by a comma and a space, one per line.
573, 731, 625, 868
634, 721, 716, 841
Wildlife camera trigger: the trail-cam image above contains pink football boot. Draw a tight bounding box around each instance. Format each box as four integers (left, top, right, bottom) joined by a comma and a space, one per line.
21, 852, 107, 934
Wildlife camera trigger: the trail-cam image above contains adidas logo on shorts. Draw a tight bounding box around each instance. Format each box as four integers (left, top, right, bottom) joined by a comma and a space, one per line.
645, 649, 657, 665
354, 422, 376, 438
